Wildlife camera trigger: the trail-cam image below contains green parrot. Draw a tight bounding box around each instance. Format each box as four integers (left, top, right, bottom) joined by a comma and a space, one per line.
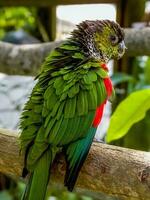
20, 20, 125, 200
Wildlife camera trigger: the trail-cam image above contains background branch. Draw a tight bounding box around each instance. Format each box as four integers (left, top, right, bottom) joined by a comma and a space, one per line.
0, 128, 150, 200
0, 28, 150, 75
0, 41, 62, 75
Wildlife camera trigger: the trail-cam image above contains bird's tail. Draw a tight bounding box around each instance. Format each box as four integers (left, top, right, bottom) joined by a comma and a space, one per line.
21, 148, 55, 200
64, 127, 97, 191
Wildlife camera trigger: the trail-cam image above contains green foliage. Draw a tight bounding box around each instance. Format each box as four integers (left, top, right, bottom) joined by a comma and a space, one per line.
107, 57, 150, 150
111, 72, 133, 86
122, 110, 150, 151
0, 181, 93, 200
127, 57, 150, 93
47, 189, 93, 200
106, 89, 150, 143
0, 179, 25, 200
0, 191, 12, 200
112, 57, 150, 93
0, 7, 36, 39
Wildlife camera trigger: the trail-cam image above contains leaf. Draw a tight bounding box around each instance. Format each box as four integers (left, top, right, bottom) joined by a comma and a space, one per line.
111, 72, 133, 86
106, 89, 150, 143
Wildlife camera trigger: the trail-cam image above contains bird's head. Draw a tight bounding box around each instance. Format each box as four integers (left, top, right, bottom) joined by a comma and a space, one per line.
72, 20, 126, 63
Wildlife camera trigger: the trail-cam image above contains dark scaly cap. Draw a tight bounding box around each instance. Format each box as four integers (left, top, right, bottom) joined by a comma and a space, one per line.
71, 20, 124, 59
72, 20, 124, 42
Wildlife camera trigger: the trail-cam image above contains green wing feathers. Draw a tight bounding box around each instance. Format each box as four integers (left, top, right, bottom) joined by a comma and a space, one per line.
20, 43, 109, 199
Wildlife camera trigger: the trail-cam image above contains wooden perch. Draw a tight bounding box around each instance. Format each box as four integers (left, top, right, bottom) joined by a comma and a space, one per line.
0, 128, 150, 200
0, 28, 150, 75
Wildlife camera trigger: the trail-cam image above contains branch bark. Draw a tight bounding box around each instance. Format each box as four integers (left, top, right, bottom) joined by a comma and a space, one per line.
0, 128, 150, 200
124, 28, 150, 56
0, 41, 63, 75
0, 28, 150, 75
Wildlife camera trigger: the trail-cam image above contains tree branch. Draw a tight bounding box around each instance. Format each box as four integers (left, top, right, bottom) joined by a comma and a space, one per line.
0, 28, 150, 75
124, 28, 150, 56
0, 41, 63, 75
0, 128, 150, 200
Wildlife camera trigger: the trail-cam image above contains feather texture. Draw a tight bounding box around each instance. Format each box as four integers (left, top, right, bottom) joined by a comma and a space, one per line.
19, 19, 124, 200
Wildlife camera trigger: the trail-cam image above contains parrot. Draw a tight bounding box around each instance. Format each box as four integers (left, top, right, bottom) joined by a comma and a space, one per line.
20, 20, 125, 200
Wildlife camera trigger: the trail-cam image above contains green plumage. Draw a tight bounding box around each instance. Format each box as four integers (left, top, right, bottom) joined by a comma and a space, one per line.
20, 43, 107, 199
20, 43, 107, 147
20, 19, 125, 200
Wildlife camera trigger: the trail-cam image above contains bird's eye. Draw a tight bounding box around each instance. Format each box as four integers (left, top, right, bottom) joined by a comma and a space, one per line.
110, 35, 118, 45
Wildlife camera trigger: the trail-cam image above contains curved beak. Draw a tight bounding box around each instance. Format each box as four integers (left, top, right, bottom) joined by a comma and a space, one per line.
118, 41, 126, 59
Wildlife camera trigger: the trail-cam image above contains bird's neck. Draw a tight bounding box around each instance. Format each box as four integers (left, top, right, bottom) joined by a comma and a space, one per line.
69, 33, 110, 64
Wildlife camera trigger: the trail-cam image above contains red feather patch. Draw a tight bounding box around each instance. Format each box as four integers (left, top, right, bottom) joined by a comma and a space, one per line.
92, 102, 105, 127
101, 63, 109, 71
92, 63, 113, 127
104, 78, 113, 97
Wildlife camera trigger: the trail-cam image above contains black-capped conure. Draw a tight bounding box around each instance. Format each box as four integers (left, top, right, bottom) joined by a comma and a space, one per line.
20, 20, 125, 200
